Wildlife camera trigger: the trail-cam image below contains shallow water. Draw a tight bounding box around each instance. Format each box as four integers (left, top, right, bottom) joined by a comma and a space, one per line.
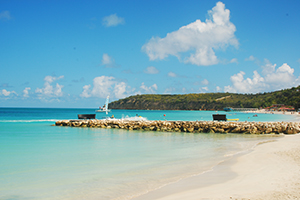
0, 108, 292, 199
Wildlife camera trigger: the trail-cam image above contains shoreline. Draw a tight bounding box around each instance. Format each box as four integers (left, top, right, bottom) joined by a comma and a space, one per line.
244, 109, 300, 116
243, 109, 300, 122
132, 134, 300, 200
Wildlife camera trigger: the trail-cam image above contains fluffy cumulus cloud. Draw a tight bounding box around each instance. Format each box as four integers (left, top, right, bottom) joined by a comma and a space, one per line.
225, 62, 300, 93
23, 87, 31, 98
102, 14, 125, 27
142, 2, 238, 66
80, 76, 131, 99
113, 82, 128, 99
35, 75, 64, 99
80, 85, 91, 98
1, 89, 17, 97
144, 66, 159, 74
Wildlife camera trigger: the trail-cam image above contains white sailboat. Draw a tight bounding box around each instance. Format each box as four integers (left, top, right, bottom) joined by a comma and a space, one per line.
95, 96, 111, 114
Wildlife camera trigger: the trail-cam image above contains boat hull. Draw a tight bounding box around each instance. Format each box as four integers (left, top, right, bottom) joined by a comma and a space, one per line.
95, 109, 111, 112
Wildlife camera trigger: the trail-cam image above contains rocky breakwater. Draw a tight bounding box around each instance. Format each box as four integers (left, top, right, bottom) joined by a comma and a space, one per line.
55, 119, 300, 134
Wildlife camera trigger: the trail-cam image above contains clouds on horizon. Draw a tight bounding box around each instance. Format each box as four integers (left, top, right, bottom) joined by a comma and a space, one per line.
142, 1, 238, 66
35, 75, 64, 100
80, 76, 160, 99
1, 89, 17, 97
23, 87, 31, 98
80, 76, 132, 99
139, 82, 158, 94
225, 61, 300, 93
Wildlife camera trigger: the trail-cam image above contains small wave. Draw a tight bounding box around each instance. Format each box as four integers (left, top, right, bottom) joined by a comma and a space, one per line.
0, 119, 58, 123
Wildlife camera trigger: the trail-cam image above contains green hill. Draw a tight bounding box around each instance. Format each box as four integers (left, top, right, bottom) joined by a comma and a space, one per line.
109, 86, 300, 110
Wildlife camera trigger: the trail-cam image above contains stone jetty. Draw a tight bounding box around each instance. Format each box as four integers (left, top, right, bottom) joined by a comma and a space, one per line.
54, 119, 300, 134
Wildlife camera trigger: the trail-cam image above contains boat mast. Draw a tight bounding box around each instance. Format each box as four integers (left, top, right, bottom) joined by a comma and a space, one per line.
105, 96, 109, 114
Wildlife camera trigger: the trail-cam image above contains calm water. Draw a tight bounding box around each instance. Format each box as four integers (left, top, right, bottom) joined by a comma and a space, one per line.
0, 108, 296, 200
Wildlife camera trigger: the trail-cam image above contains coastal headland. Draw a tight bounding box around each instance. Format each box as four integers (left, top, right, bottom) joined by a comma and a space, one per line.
108, 86, 300, 111
55, 119, 300, 134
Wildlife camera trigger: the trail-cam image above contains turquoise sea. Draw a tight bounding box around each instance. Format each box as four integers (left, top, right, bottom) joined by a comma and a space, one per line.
0, 108, 297, 200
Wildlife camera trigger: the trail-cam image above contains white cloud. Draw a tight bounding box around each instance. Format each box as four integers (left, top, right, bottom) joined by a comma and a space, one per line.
201, 87, 209, 92
54, 83, 63, 97
80, 76, 131, 99
164, 88, 173, 94
35, 75, 64, 99
201, 79, 209, 85
2, 89, 10, 96
1, 89, 17, 97
230, 58, 238, 64
144, 66, 159, 74
225, 62, 300, 93
245, 55, 255, 61
142, 2, 238, 66
139, 83, 158, 94
0, 11, 11, 21
44, 75, 64, 83
102, 14, 125, 27
168, 72, 177, 77
114, 82, 128, 99
101, 53, 118, 68
164, 87, 186, 94
264, 63, 295, 88
91, 76, 115, 98
102, 53, 112, 65
245, 55, 261, 66
23, 87, 31, 98
80, 85, 91, 98
35, 88, 43, 93
261, 59, 276, 75
216, 86, 221, 91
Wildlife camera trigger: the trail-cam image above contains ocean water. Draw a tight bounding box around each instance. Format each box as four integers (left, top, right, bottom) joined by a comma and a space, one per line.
0, 108, 297, 200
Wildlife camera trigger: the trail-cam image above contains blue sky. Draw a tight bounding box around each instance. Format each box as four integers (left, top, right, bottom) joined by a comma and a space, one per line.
1, 0, 300, 108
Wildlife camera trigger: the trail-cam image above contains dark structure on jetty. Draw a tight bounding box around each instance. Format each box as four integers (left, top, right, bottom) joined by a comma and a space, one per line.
55, 119, 300, 134
77, 114, 96, 119
212, 114, 227, 121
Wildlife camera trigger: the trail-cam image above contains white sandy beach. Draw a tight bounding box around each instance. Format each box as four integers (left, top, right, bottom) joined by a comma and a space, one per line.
245, 109, 300, 116
133, 134, 300, 200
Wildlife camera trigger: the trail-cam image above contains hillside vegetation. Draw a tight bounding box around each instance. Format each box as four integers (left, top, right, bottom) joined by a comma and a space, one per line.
109, 86, 300, 110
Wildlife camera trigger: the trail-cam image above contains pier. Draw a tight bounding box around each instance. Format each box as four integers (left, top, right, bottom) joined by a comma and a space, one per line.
55, 119, 300, 134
